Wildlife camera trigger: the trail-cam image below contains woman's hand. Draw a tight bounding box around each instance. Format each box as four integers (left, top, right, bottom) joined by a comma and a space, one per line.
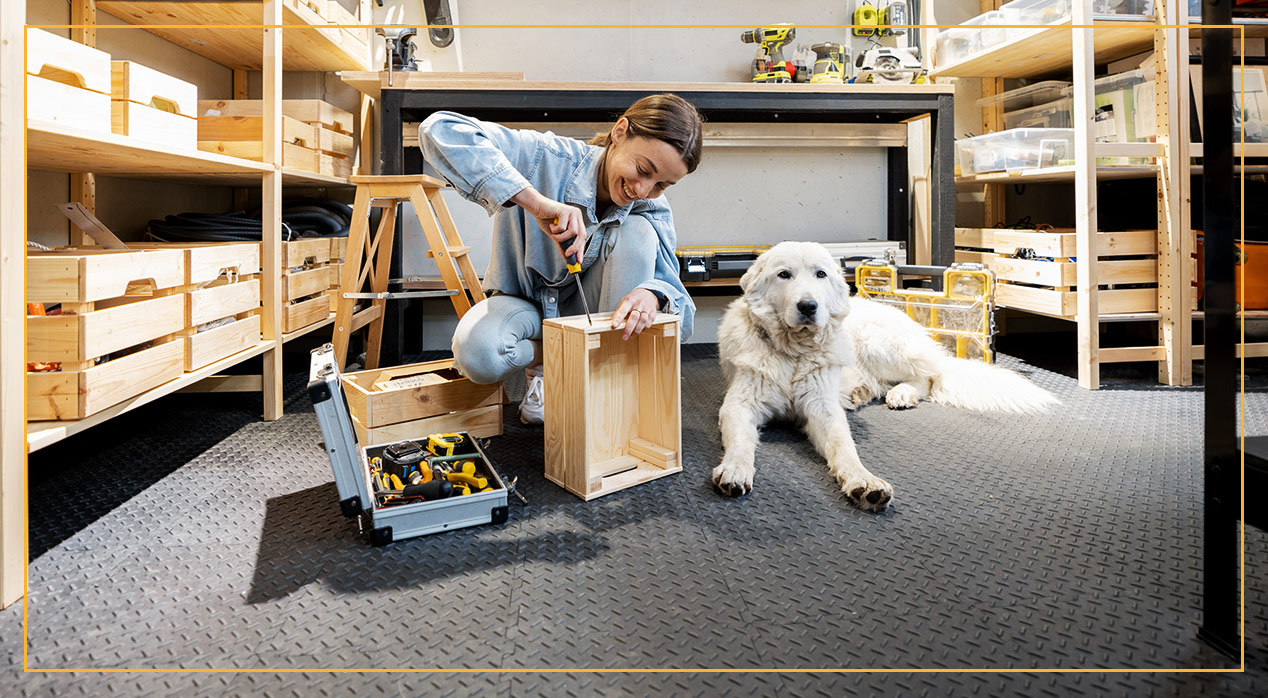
511, 187, 585, 261
611, 288, 661, 341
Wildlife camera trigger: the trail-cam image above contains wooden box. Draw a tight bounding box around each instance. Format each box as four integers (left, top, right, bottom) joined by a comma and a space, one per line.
284, 238, 332, 268
543, 312, 682, 500
284, 292, 331, 333
316, 126, 355, 156
284, 265, 332, 301
26, 248, 189, 420
352, 403, 503, 446
198, 99, 355, 134
198, 115, 318, 150
341, 359, 505, 429
110, 61, 197, 148
954, 227, 1181, 318
318, 152, 353, 179
330, 236, 349, 261
26, 29, 112, 133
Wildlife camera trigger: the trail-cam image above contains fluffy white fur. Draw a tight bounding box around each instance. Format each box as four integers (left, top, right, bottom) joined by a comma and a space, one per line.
713, 241, 1058, 511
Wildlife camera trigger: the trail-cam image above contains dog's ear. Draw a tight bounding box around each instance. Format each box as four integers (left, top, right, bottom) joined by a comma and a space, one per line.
827, 266, 852, 320
739, 252, 767, 295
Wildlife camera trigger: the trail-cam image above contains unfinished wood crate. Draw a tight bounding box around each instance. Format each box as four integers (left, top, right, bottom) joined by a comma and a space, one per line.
197, 99, 355, 177
26, 249, 188, 420
954, 227, 1183, 318
284, 293, 331, 333
110, 61, 197, 149
351, 404, 503, 446
280, 237, 334, 332
342, 359, 504, 425
25, 28, 112, 133
197, 113, 321, 170
123, 242, 263, 370
543, 312, 682, 500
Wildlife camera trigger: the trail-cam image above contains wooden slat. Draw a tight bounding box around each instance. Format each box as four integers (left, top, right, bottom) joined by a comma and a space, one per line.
1100, 346, 1166, 363
1, 0, 25, 607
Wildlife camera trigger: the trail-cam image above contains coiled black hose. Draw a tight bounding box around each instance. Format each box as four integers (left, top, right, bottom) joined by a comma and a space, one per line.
146, 198, 353, 243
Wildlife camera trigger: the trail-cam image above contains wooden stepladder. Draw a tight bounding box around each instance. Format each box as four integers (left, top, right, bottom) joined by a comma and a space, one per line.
332, 174, 484, 369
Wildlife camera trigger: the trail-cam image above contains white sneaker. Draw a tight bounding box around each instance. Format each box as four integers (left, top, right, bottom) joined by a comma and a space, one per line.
519, 367, 545, 425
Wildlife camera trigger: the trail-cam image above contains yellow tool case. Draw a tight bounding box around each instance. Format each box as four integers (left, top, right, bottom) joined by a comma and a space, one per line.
308, 343, 511, 545
677, 241, 907, 282
853, 259, 997, 363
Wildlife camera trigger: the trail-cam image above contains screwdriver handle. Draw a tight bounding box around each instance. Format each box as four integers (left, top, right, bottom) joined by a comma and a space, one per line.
553, 217, 582, 274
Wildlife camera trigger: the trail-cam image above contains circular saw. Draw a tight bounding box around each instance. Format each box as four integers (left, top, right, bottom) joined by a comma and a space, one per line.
856, 47, 925, 85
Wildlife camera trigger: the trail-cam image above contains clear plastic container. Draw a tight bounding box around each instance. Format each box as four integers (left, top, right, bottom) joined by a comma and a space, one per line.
1000, 0, 1072, 26
964, 11, 1014, 49
1089, 68, 1156, 144
976, 80, 1072, 111
934, 27, 982, 67
1004, 98, 1074, 129
956, 128, 1074, 175
1092, 0, 1153, 16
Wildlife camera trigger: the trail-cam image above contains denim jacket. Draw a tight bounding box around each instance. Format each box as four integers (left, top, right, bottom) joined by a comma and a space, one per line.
418, 112, 695, 340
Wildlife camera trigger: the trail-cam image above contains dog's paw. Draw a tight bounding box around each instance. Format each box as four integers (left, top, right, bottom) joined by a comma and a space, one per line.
712, 460, 755, 497
885, 384, 920, 410
840, 476, 894, 512
847, 384, 875, 408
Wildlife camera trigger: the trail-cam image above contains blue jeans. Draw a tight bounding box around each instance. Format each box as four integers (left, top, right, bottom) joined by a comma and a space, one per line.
451, 215, 659, 384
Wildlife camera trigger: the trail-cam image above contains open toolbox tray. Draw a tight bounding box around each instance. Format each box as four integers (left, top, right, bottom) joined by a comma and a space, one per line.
308, 343, 509, 545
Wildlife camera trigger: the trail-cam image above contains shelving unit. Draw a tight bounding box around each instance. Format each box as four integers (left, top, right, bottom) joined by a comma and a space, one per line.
1, 0, 372, 607
936, 1, 1192, 389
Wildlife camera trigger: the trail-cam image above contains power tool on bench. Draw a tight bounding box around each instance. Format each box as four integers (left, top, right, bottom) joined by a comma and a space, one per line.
810, 43, 849, 84
741, 25, 796, 83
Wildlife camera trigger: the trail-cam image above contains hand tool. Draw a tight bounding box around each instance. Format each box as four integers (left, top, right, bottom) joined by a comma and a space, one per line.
444, 460, 488, 490
554, 218, 593, 325
740, 25, 796, 83
426, 432, 468, 457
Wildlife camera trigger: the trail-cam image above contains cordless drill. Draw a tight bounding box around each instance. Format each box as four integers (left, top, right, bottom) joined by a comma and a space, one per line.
740, 25, 796, 83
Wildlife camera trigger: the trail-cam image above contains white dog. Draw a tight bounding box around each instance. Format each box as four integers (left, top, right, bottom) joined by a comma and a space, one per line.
713, 241, 1058, 511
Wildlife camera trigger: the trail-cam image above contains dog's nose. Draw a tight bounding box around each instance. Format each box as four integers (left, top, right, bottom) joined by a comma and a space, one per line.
797, 300, 818, 319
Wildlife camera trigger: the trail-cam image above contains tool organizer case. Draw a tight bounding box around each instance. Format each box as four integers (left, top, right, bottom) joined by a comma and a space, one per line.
308, 344, 509, 545
675, 241, 907, 282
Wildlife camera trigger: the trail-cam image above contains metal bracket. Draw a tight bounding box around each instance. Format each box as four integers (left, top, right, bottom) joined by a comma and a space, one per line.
422, 0, 455, 48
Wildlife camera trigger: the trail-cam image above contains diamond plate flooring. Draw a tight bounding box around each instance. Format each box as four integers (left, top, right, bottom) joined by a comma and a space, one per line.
5, 342, 1267, 697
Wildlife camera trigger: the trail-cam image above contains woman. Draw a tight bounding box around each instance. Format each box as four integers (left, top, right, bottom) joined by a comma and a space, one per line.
419, 93, 704, 424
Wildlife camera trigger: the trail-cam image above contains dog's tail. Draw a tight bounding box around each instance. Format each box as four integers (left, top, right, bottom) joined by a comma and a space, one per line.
928, 355, 1059, 414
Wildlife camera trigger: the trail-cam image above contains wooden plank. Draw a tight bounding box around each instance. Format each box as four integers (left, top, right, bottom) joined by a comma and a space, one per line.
1072, 3, 1100, 389
588, 455, 642, 479
282, 293, 330, 333
1156, 1, 1193, 386
316, 125, 355, 156
543, 324, 591, 499
27, 293, 185, 362
111, 100, 197, 149
2, 0, 26, 607
996, 284, 1158, 317
198, 139, 319, 170
27, 248, 185, 302
185, 315, 261, 370
342, 363, 503, 428
986, 257, 1156, 287
261, 0, 284, 421
197, 115, 318, 147
1100, 346, 1166, 363
627, 437, 676, 468
282, 265, 331, 301
351, 404, 504, 445
177, 374, 263, 393
283, 238, 332, 268
188, 278, 260, 326
197, 98, 355, 133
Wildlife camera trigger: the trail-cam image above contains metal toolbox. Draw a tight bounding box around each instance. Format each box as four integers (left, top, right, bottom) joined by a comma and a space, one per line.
308, 343, 509, 545
676, 241, 906, 282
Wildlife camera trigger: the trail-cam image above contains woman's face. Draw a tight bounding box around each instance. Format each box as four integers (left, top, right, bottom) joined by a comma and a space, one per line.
598, 118, 690, 208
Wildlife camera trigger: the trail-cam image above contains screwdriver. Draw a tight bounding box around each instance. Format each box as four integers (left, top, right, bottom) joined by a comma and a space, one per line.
554, 218, 593, 325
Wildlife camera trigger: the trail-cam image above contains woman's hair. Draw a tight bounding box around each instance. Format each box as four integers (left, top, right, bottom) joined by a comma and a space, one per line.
590, 93, 704, 174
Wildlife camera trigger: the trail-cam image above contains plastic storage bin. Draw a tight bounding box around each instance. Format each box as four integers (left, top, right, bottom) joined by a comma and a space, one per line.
1005, 98, 1074, 129
977, 81, 1072, 111
1093, 0, 1153, 16
1000, 0, 1072, 25
934, 27, 983, 67
956, 128, 1074, 175
1090, 68, 1155, 145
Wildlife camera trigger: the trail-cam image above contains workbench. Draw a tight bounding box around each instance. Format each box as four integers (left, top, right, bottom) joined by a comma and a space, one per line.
340, 75, 956, 361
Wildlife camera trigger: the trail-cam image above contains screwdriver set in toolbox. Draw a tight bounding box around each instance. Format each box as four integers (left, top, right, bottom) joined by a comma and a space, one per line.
308, 343, 512, 545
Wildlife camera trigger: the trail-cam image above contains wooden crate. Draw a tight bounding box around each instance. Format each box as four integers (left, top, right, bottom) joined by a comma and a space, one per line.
330, 236, 348, 262
26, 248, 189, 420
198, 139, 320, 171
283, 265, 332, 301
543, 312, 682, 500
315, 126, 355, 156
318, 152, 353, 178
26, 29, 112, 133
185, 314, 261, 371
352, 403, 503, 445
198, 115, 317, 148
27, 340, 184, 421
284, 292, 331, 333
341, 359, 505, 429
284, 238, 332, 268
954, 227, 1169, 318
110, 61, 197, 148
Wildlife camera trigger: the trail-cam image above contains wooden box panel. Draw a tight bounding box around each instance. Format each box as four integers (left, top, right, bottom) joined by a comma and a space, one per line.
318, 152, 353, 178
185, 315, 260, 370
352, 403, 504, 446
27, 28, 112, 94
106, 242, 261, 284
283, 293, 331, 333
198, 139, 318, 170
543, 312, 682, 500
197, 115, 316, 147
27, 293, 185, 363
27, 339, 184, 421
189, 278, 260, 327
111, 100, 197, 149
197, 99, 354, 133
330, 236, 348, 261
283, 265, 332, 301
316, 126, 355, 156
283, 238, 332, 268
27, 248, 186, 303
110, 60, 197, 117
26, 74, 112, 133
342, 359, 505, 428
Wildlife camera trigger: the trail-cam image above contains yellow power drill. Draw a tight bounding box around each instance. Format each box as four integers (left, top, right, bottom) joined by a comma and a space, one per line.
740, 25, 796, 83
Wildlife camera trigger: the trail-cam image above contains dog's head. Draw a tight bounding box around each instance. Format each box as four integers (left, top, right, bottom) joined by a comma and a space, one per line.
739, 241, 851, 334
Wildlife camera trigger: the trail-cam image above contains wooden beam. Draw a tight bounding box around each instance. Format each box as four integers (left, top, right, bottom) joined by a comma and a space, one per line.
69, 1, 97, 246
1, 0, 25, 608
1156, 0, 1194, 386
1072, 1, 1101, 389
176, 375, 264, 393
261, 1, 284, 420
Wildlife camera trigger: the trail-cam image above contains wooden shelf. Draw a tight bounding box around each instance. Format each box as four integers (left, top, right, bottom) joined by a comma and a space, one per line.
1190, 142, 1268, 158
956, 164, 1157, 184
281, 313, 335, 344
281, 167, 354, 187
931, 19, 1158, 79
96, 0, 371, 72
26, 340, 277, 452
27, 120, 271, 183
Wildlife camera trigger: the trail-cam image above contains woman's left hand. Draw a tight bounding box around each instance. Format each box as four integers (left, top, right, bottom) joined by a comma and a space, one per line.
611, 288, 660, 341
